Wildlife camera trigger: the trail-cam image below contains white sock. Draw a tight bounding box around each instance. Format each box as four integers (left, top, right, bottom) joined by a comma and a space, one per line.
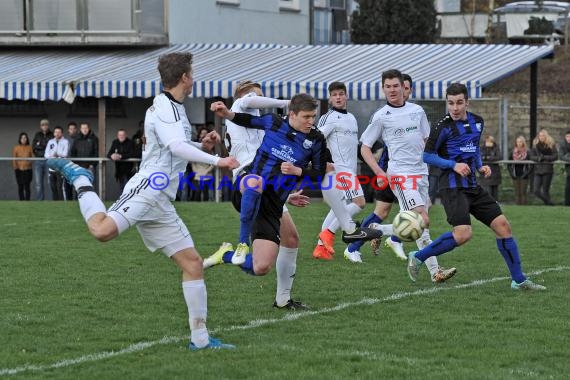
182, 279, 209, 347
275, 246, 298, 306
416, 229, 439, 275
321, 209, 337, 231
321, 177, 356, 233
77, 191, 106, 222
73, 176, 92, 189
376, 224, 394, 236
328, 203, 362, 232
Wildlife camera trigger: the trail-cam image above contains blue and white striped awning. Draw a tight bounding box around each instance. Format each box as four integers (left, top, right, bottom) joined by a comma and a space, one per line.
0, 43, 554, 101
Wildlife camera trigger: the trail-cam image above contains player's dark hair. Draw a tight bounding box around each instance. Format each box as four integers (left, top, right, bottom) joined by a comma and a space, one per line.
402, 73, 413, 87
289, 93, 319, 114
381, 69, 403, 86
446, 83, 469, 100
158, 52, 193, 89
53, 126, 63, 133
328, 81, 346, 94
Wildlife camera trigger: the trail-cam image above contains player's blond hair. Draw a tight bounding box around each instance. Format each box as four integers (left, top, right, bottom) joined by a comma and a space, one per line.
234, 81, 261, 99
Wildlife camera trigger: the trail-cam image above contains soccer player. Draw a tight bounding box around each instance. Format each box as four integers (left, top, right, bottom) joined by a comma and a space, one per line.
359, 69, 456, 283
206, 94, 381, 285
346, 74, 415, 261
407, 82, 546, 290
207, 80, 310, 310
47, 52, 240, 350
312, 81, 367, 263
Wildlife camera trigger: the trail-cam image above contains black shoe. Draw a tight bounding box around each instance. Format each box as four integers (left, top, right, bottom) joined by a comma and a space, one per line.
341, 227, 383, 244
273, 299, 309, 311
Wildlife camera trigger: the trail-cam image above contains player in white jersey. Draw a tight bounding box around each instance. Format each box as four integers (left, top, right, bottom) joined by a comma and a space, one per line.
312, 82, 366, 263
204, 80, 311, 310
46, 52, 239, 350
360, 69, 456, 283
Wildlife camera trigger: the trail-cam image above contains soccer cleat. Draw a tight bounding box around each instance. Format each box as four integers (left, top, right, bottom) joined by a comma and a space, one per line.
47, 158, 94, 184
385, 237, 407, 260
511, 279, 546, 291
341, 226, 383, 244
407, 251, 423, 282
189, 337, 236, 351
231, 243, 249, 265
431, 266, 457, 283
273, 299, 310, 310
343, 247, 363, 263
318, 229, 336, 255
313, 244, 333, 260
370, 238, 381, 256
203, 242, 233, 269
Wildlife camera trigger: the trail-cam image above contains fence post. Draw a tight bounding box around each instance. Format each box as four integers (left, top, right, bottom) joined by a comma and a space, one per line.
501, 96, 509, 160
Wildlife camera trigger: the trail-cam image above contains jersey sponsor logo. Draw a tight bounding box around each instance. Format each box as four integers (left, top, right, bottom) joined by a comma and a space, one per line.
394, 128, 405, 137
459, 141, 477, 153
271, 144, 297, 162
302, 139, 313, 149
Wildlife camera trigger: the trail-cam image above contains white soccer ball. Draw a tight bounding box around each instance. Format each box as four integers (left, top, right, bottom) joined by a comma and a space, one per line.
392, 210, 425, 242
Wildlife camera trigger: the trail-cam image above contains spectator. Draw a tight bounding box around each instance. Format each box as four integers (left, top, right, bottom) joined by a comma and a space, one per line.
132, 120, 145, 173
560, 130, 570, 206
64, 121, 80, 200
44, 126, 70, 201
191, 127, 215, 201
507, 135, 532, 205
479, 135, 502, 201
107, 129, 135, 193
32, 119, 53, 200
529, 128, 558, 205
12, 132, 33, 201
71, 122, 99, 178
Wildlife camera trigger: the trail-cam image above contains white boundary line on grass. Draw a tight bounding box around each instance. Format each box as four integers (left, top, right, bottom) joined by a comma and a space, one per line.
1, 266, 566, 377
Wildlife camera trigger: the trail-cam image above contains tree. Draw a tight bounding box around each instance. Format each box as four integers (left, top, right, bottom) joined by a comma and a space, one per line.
351, 0, 437, 44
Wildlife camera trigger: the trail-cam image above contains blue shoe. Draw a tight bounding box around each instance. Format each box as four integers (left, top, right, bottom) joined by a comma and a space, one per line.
407, 251, 423, 282
47, 158, 94, 184
189, 337, 236, 351
511, 279, 546, 291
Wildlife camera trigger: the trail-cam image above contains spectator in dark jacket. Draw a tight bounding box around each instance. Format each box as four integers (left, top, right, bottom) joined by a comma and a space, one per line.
107, 129, 135, 192
507, 135, 532, 205
529, 129, 558, 205
479, 135, 502, 201
71, 122, 99, 177
32, 119, 53, 200
132, 120, 145, 172
64, 121, 80, 200
560, 131, 570, 206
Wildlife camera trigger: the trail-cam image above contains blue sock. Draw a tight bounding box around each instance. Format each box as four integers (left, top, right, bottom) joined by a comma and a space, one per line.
348, 213, 382, 252
391, 235, 401, 243
239, 189, 261, 244
222, 251, 233, 264
415, 231, 458, 262
239, 253, 255, 275
497, 237, 526, 283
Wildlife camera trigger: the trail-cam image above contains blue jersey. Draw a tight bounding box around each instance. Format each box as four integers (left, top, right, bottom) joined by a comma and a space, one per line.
231, 112, 329, 202
424, 112, 484, 189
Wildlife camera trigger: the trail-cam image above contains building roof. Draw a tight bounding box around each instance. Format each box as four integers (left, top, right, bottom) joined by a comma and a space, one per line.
0, 43, 554, 101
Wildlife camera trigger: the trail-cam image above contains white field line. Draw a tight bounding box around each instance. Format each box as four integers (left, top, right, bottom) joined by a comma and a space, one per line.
1, 266, 566, 377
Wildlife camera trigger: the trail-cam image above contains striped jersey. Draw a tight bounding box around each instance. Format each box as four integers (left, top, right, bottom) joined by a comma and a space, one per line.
317, 107, 359, 173
360, 102, 430, 175
138, 92, 194, 200
425, 112, 484, 189
232, 112, 328, 203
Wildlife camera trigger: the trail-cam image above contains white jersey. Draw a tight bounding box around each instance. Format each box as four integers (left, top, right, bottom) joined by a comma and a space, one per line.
360, 102, 430, 175
317, 108, 359, 173
225, 92, 289, 178
138, 93, 195, 200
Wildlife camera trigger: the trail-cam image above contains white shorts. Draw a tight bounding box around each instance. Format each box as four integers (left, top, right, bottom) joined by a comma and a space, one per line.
107, 174, 194, 257
388, 172, 429, 211
333, 169, 364, 202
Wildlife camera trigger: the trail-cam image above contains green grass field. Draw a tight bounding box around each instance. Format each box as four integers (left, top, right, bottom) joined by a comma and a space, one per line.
1, 201, 569, 380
